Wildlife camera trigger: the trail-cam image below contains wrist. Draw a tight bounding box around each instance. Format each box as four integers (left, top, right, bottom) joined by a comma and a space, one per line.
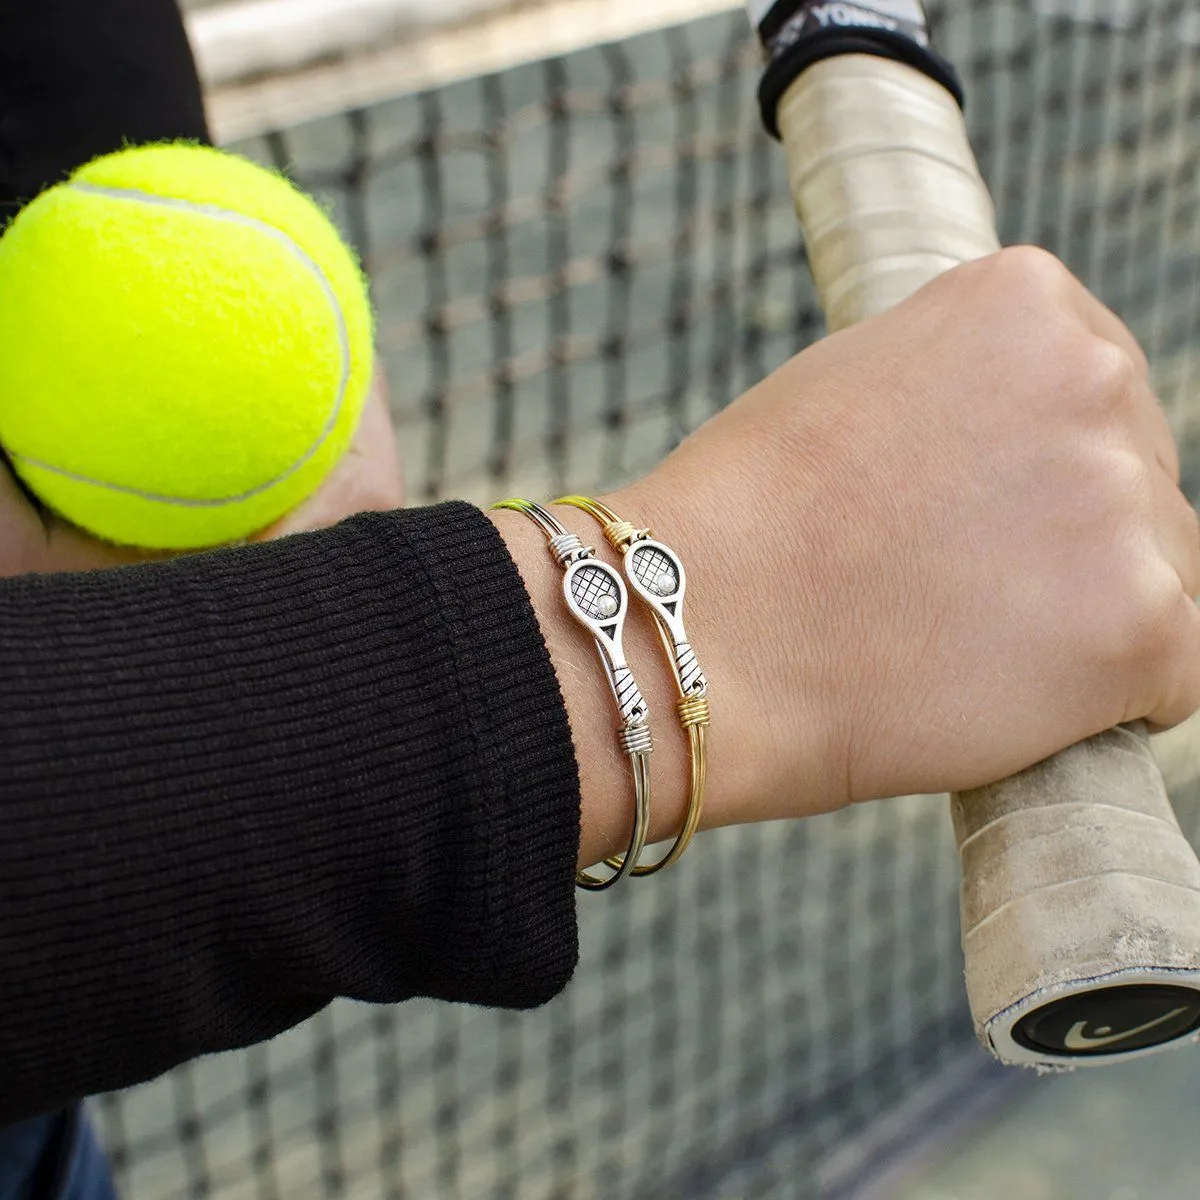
610, 470, 850, 826
487, 502, 693, 869
488, 464, 850, 870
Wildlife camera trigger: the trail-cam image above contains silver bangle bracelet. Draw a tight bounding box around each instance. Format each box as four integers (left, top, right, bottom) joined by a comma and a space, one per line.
490, 498, 652, 890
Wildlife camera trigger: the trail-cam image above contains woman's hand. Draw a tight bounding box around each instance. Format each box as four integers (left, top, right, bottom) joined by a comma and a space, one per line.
0, 367, 406, 578
495, 247, 1200, 865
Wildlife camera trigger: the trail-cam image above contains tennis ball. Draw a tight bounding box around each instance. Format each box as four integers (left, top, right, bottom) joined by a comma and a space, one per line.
0, 142, 374, 549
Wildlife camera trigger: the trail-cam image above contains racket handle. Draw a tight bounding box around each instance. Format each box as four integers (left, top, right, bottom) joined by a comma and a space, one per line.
776, 54, 1200, 1067
775, 55, 998, 330
954, 724, 1200, 1065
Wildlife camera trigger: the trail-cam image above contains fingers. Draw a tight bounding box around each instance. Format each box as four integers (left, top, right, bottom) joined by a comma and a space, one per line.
40, 522, 165, 574
1122, 370, 1182, 484
0, 453, 47, 577
1071, 284, 1150, 382
1085, 324, 1193, 597
1057, 267, 1182, 483
0, 451, 160, 576
1145, 397, 1182, 483
351, 365, 407, 509
1144, 469, 1200, 732
1047, 260, 1200, 728
1007, 246, 1147, 379
1145, 592, 1200, 731
1152, 470, 1200, 597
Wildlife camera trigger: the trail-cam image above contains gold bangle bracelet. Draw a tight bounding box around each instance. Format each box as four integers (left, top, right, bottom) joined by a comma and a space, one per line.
490, 498, 652, 891
555, 496, 710, 874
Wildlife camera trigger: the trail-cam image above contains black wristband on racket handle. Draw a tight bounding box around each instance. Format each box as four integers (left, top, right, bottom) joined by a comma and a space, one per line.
754, 0, 963, 137
750, 0, 1200, 1069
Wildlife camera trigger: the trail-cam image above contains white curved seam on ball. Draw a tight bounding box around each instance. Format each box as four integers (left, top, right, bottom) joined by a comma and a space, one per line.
7, 181, 353, 508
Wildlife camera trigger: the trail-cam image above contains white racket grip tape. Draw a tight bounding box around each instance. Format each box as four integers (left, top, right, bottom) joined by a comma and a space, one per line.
777, 54, 1200, 1066
954, 724, 1200, 1066
775, 54, 998, 330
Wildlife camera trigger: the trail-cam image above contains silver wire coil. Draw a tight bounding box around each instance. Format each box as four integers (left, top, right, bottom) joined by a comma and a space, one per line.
618, 723, 653, 757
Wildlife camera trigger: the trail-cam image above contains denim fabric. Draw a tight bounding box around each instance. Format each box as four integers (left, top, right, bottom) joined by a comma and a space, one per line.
0, 1109, 116, 1200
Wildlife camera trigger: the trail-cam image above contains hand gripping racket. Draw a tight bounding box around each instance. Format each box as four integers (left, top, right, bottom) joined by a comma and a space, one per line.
749, 0, 1200, 1068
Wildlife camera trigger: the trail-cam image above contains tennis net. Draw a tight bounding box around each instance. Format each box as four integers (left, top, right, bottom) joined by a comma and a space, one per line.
93, 1, 1200, 1196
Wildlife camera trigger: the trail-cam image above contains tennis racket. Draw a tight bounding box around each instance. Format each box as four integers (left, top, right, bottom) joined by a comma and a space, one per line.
749, 0, 1200, 1068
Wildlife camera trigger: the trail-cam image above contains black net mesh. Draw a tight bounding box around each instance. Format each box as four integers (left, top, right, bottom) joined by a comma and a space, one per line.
93, 2, 1200, 1196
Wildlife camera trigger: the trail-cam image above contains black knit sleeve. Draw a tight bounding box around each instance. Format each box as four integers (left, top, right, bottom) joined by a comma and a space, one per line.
0, 0, 211, 222
0, 502, 581, 1125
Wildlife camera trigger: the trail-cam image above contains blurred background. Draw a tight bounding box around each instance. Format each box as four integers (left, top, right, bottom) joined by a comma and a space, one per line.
94, 0, 1200, 1195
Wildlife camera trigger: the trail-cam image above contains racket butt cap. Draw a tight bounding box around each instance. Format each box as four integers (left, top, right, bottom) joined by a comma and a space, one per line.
956, 724, 1200, 1067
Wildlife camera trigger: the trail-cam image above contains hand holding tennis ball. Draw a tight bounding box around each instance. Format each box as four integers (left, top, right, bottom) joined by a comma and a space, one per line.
0, 143, 388, 550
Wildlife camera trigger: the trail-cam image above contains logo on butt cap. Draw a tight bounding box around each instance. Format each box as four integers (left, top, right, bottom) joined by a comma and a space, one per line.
1012, 985, 1200, 1057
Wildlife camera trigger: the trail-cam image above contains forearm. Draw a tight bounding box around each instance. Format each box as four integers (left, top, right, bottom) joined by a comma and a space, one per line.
0, 505, 578, 1123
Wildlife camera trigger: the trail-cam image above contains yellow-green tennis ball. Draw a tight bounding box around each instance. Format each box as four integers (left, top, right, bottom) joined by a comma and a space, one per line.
0, 142, 374, 549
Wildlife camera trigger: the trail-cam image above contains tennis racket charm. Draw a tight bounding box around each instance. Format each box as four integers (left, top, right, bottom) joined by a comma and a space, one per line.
563, 557, 648, 730
625, 539, 707, 699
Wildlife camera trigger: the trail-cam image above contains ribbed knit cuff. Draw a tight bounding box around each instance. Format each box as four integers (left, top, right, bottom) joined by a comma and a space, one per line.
398, 502, 582, 1005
